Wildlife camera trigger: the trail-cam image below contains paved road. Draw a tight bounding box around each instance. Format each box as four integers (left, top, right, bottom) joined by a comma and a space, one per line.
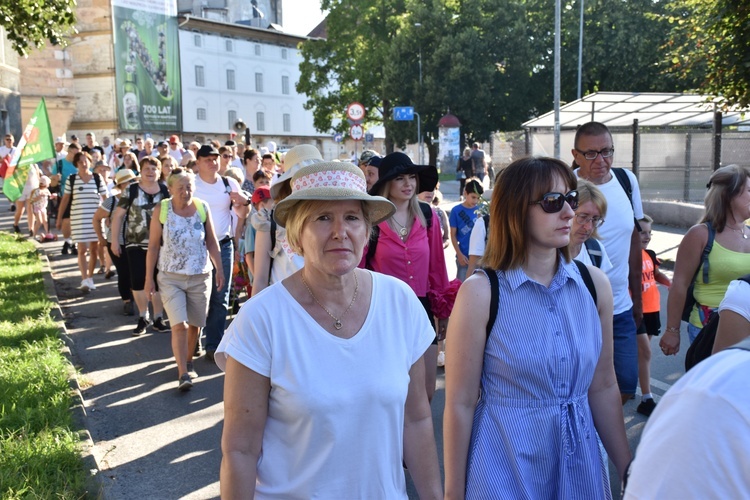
0, 186, 692, 499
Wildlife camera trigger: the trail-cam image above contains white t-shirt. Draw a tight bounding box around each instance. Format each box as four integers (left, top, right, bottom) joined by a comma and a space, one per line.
216, 271, 434, 499
575, 168, 643, 314
194, 175, 241, 239
574, 238, 614, 273
168, 148, 183, 163
468, 216, 487, 257
718, 279, 750, 322
624, 348, 750, 499
0, 145, 15, 160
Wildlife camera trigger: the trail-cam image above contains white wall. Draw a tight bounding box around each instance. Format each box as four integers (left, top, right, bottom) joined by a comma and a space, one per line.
179, 29, 323, 139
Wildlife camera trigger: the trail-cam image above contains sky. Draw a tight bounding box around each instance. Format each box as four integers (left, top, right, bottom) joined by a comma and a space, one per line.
282, 0, 326, 37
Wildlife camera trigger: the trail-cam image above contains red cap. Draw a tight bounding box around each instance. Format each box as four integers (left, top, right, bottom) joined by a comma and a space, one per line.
251, 186, 271, 205
169, 134, 180, 144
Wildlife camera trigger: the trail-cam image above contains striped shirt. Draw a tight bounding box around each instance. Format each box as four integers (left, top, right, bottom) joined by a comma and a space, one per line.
466, 259, 611, 499
67, 174, 106, 243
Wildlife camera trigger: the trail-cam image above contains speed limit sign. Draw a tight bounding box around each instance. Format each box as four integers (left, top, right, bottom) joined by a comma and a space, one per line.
350, 124, 364, 141
346, 102, 366, 122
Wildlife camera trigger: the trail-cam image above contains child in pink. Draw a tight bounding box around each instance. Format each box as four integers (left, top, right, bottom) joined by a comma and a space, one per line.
31, 175, 54, 240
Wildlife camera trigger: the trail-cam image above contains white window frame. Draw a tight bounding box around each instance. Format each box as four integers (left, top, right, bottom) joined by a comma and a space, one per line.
256, 111, 265, 131
197, 108, 207, 120
255, 72, 263, 93
227, 69, 235, 90
195, 65, 205, 87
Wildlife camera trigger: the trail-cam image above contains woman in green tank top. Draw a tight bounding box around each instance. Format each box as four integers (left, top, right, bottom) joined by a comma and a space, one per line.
662, 164, 750, 356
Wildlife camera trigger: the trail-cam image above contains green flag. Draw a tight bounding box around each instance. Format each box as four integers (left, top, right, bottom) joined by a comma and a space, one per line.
4, 98, 55, 202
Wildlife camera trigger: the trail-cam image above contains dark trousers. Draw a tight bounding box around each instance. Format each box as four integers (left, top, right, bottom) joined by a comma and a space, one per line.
107, 243, 133, 302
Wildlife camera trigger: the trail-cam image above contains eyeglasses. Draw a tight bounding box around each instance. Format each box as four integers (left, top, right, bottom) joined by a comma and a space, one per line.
574, 213, 605, 228
575, 148, 615, 160
531, 190, 579, 213
221, 154, 232, 159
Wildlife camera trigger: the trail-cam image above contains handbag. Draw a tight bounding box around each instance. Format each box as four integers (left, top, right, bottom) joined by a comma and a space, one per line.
456, 170, 466, 180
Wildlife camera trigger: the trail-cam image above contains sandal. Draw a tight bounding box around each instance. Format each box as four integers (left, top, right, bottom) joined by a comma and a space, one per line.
97, 266, 107, 274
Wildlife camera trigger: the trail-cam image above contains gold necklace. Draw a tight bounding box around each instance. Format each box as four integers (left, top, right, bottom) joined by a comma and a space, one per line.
301, 271, 359, 330
391, 216, 409, 238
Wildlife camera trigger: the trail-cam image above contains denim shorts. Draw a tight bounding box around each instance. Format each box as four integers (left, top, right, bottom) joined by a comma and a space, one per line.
613, 308, 638, 395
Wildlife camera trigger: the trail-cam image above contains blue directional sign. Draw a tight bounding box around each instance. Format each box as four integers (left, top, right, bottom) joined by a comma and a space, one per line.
393, 106, 415, 121
333, 133, 343, 143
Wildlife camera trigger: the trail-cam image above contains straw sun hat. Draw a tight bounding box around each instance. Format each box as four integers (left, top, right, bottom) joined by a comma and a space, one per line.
270, 144, 324, 200
273, 161, 396, 228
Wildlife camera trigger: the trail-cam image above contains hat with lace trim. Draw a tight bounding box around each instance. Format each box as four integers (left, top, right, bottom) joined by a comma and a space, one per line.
270, 144, 324, 200
273, 161, 395, 228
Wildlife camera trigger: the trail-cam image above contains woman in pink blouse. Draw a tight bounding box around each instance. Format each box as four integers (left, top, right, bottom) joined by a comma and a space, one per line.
363, 152, 458, 401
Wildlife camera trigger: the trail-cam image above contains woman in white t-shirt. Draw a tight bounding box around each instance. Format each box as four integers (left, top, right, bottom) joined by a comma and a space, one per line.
712, 276, 750, 354
217, 162, 442, 499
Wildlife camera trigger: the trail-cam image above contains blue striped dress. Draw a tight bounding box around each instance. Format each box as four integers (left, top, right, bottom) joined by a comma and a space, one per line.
467, 260, 611, 499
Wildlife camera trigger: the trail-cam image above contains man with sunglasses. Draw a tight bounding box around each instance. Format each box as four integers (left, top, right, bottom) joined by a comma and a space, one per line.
572, 121, 644, 406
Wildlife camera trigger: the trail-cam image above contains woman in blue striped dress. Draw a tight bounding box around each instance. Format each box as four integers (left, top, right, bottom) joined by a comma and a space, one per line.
443, 157, 631, 499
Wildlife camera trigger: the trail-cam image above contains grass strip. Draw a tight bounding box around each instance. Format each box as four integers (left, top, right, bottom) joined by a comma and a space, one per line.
0, 233, 89, 499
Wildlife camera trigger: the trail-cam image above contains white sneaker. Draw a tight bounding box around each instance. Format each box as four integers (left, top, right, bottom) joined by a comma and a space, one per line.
87, 278, 96, 291
437, 351, 445, 367
80, 280, 90, 292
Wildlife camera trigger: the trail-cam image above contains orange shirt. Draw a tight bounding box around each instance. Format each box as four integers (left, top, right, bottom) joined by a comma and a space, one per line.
641, 249, 660, 313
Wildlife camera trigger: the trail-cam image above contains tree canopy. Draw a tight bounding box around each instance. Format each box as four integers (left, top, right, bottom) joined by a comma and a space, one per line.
0, 0, 77, 56
661, 0, 750, 109
297, 0, 708, 156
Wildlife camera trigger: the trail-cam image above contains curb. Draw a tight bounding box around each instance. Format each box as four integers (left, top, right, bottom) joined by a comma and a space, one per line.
36, 242, 106, 499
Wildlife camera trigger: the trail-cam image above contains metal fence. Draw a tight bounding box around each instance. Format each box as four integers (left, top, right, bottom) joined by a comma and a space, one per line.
492, 127, 750, 203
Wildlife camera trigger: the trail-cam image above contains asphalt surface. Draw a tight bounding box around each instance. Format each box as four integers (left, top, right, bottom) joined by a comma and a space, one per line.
1, 179, 692, 500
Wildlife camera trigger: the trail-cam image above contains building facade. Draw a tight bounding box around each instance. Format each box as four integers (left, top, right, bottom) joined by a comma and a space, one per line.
0, 27, 23, 138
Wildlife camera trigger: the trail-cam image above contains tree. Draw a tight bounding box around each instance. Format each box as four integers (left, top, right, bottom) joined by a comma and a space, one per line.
661, 0, 750, 109
0, 0, 77, 56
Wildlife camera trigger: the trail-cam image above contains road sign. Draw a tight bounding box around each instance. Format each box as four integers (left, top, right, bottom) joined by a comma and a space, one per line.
365, 133, 374, 143
346, 102, 366, 122
350, 124, 364, 141
333, 133, 343, 143
393, 106, 414, 121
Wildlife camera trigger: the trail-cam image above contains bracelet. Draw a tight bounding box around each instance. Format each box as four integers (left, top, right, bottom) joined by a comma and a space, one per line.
665, 326, 680, 334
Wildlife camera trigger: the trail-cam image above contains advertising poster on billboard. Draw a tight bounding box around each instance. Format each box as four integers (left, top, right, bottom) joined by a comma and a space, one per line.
112, 0, 181, 132
439, 126, 460, 172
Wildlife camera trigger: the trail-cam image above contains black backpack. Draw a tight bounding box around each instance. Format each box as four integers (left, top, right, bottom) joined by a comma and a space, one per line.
365, 201, 433, 268
684, 274, 750, 372
68, 172, 102, 194
483, 260, 597, 338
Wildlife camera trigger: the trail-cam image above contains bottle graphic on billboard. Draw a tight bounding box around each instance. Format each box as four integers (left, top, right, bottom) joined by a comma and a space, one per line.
122, 64, 140, 130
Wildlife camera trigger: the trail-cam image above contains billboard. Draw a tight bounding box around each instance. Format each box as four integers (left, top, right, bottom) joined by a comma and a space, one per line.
112, 0, 181, 132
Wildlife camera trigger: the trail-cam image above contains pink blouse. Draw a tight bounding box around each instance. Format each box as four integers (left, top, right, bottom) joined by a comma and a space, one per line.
360, 207, 454, 318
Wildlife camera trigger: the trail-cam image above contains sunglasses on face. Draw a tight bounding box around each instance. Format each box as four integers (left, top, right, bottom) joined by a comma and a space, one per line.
221, 154, 232, 159
531, 190, 579, 213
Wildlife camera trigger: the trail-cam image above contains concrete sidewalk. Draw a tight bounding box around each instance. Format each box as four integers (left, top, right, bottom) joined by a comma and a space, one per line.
1, 187, 687, 499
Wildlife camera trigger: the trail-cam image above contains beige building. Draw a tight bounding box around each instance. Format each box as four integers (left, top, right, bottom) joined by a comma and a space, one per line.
20, 0, 116, 140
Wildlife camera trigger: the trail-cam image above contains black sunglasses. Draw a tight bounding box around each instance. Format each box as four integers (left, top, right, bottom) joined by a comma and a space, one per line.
531, 190, 579, 213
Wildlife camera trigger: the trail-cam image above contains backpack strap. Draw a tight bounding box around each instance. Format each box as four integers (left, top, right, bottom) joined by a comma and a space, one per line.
93, 172, 102, 192
221, 176, 233, 209
365, 225, 380, 269
194, 197, 207, 223
418, 201, 433, 229
159, 198, 170, 224
159, 182, 170, 199
612, 167, 642, 232
573, 259, 598, 306
483, 213, 490, 245
483, 268, 500, 340
700, 221, 715, 284
584, 238, 603, 268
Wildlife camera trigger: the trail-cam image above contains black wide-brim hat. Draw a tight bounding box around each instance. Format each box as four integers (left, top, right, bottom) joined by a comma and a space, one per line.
368, 152, 439, 196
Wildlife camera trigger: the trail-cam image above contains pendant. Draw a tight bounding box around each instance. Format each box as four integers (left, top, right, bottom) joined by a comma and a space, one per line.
334, 320, 342, 330
399, 227, 408, 237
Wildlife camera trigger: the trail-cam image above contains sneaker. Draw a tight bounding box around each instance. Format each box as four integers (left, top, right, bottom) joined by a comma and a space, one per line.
193, 342, 202, 357
132, 317, 151, 336
152, 317, 170, 332
86, 278, 96, 291
437, 351, 446, 367
637, 398, 657, 417
61, 241, 70, 255
187, 362, 198, 378
79, 280, 90, 293
178, 373, 193, 392
71, 243, 78, 256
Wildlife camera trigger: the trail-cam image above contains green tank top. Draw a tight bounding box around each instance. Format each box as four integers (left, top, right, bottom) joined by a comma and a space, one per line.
691, 240, 750, 327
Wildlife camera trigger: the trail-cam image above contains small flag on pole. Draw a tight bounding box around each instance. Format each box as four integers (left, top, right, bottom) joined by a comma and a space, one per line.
4, 98, 55, 202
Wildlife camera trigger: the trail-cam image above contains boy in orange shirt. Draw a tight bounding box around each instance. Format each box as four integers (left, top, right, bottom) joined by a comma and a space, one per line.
636, 214, 672, 416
